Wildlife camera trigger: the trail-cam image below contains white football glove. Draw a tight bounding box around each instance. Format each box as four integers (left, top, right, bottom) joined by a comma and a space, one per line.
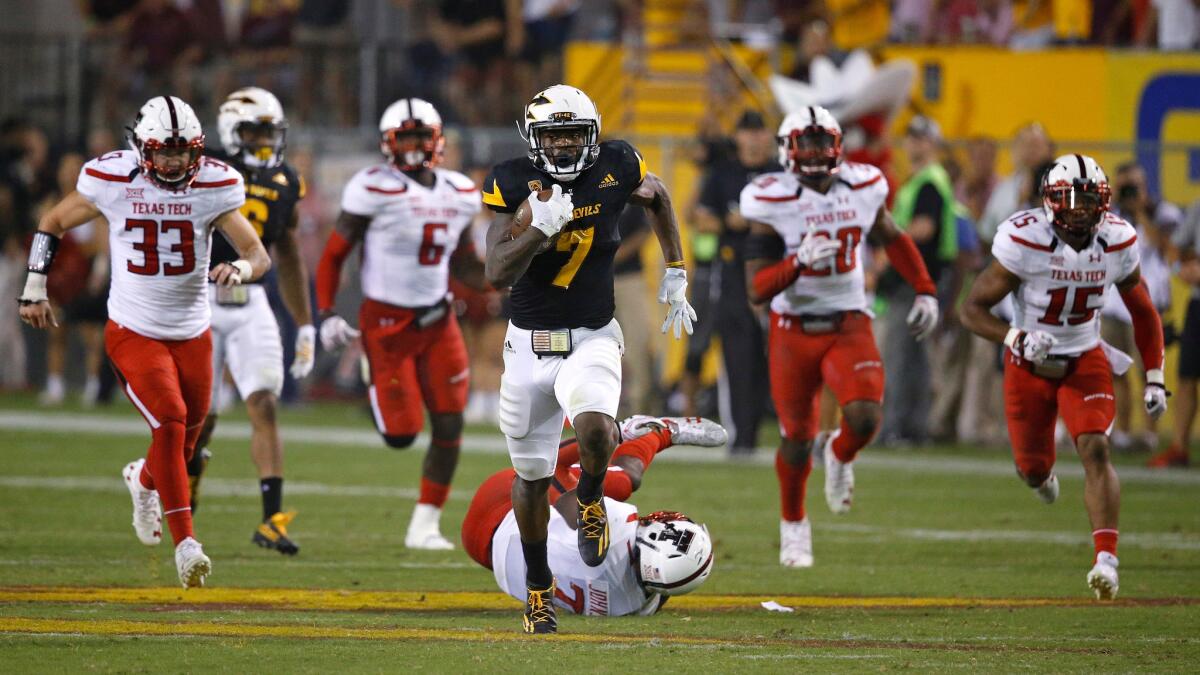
529, 184, 574, 238
906, 294, 940, 341
319, 314, 360, 351
1005, 328, 1058, 364
290, 325, 316, 379
657, 267, 697, 339
1144, 369, 1169, 420
793, 232, 842, 269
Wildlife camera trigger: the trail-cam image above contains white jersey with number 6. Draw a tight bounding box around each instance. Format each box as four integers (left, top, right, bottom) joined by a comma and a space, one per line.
992, 208, 1140, 356
340, 164, 481, 308
739, 162, 889, 316
75, 151, 244, 340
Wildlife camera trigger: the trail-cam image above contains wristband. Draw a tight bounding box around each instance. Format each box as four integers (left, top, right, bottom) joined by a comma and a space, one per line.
665, 260, 686, 269
18, 272, 48, 305
1003, 328, 1024, 350
1146, 368, 1165, 387
230, 260, 253, 283
27, 232, 60, 274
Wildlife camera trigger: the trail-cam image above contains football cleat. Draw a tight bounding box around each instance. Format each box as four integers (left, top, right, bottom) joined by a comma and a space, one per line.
186, 447, 211, 512
175, 537, 212, 589
252, 510, 300, 555
1034, 474, 1059, 504
122, 459, 162, 546
780, 518, 813, 568
1087, 552, 1119, 600
522, 583, 558, 634
577, 497, 610, 567
405, 503, 455, 550
619, 415, 728, 447
821, 430, 854, 514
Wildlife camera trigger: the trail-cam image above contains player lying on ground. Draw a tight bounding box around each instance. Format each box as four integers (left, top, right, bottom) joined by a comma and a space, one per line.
18, 95, 270, 588
461, 416, 726, 626
188, 87, 314, 556
961, 153, 1167, 600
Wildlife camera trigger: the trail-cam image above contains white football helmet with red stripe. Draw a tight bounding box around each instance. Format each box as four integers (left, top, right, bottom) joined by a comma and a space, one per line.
635, 511, 714, 596
379, 98, 444, 171
778, 105, 843, 177
127, 95, 205, 191
1042, 153, 1112, 238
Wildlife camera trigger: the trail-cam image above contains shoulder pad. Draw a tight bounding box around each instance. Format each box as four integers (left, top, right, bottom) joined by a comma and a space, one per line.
839, 162, 886, 190
742, 172, 798, 201
193, 157, 242, 188
1098, 214, 1138, 253
438, 168, 478, 194
83, 151, 139, 182
352, 164, 408, 195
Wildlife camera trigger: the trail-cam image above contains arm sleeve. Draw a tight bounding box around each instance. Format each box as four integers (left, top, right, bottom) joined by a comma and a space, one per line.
751, 257, 801, 303
1119, 280, 1165, 371
884, 232, 938, 296
315, 230, 354, 313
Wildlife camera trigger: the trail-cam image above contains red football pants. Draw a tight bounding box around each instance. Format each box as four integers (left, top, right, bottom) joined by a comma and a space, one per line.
106, 321, 212, 544
768, 311, 885, 440
360, 298, 469, 437
1004, 345, 1116, 482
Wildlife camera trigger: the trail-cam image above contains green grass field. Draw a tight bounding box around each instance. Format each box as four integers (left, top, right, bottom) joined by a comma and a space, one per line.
1, 394, 1198, 672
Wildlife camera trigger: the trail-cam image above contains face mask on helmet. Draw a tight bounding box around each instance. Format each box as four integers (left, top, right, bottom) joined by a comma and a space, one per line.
633, 511, 714, 597
139, 136, 204, 189
235, 120, 287, 168
782, 127, 841, 178
383, 123, 443, 171
1043, 180, 1110, 238
528, 121, 598, 181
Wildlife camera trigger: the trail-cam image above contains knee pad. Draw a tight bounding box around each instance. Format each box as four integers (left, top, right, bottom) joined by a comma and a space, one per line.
498, 380, 534, 439
507, 435, 557, 481
382, 434, 417, 450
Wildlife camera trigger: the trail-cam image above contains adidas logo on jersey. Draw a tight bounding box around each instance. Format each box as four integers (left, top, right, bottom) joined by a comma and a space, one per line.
598, 173, 619, 188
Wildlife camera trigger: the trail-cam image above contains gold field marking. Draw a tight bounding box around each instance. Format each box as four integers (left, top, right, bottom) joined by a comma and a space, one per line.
1, 586, 1193, 612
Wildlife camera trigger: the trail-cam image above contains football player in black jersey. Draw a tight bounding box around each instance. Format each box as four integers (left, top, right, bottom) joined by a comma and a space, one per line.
482, 84, 696, 634
189, 87, 313, 555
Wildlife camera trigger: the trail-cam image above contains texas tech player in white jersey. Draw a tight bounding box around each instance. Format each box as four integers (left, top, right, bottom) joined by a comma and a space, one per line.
739, 161, 889, 316
340, 164, 480, 307
492, 498, 662, 617
76, 150, 244, 339
992, 208, 1140, 355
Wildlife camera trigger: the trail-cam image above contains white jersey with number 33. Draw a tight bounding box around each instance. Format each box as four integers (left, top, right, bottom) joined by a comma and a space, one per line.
340, 164, 481, 308
739, 162, 888, 315
75, 151, 244, 340
992, 208, 1140, 355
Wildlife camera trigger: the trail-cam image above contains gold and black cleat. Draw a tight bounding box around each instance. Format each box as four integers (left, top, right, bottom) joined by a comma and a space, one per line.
186, 448, 211, 512
522, 583, 557, 634
252, 510, 300, 556
577, 497, 610, 567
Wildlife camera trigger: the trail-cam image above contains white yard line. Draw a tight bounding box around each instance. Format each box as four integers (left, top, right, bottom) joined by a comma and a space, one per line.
821, 522, 1200, 551
2, 410, 1199, 485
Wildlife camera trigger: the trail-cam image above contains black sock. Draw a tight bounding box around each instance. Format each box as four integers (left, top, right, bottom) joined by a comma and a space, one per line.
522, 539, 553, 589
260, 477, 283, 521
577, 469, 605, 504
186, 449, 206, 477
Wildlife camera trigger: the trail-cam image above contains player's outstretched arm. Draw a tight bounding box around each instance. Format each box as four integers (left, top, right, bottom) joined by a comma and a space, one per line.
17, 192, 103, 329
212, 208, 271, 285
960, 260, 1020, 344
483, 212, 551, 289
